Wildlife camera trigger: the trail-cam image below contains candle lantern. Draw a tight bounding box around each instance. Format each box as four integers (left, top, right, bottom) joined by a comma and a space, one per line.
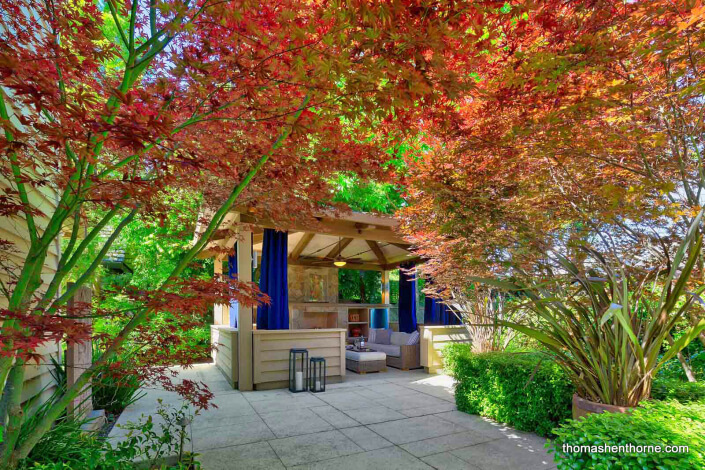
309, 357, 326, 393
289, 348, 309, 393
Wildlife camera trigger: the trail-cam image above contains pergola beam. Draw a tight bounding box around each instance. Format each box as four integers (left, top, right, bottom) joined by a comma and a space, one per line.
289, 232, 314, 261
290, 259, 383, 271
325, 237, 353, 259
238, 214, 407, 244
366, 240, 388, 265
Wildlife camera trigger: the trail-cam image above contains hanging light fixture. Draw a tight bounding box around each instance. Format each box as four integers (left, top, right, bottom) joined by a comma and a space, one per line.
333, 237, 346, 267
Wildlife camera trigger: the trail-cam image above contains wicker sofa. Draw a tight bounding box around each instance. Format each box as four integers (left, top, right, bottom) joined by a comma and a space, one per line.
365, 329, 421, 370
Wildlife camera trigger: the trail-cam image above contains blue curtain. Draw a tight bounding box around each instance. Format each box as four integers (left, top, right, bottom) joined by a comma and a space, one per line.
425, 295, 461, 325
398, 262, 417, 333
424, 296, 440, 325
227, 244, 238, 328
257, 229, 289, 330
439, 303, 461, 325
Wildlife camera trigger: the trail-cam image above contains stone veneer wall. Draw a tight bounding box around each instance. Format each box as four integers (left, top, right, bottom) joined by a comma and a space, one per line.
288, 265, 339, 303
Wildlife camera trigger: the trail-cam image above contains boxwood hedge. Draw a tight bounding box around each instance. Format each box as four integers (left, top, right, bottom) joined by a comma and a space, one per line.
549, 400, 705, 469
443, 344, 574, 437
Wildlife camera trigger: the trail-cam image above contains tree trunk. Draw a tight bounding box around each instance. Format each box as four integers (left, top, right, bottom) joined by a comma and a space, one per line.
668, 334, 697, 383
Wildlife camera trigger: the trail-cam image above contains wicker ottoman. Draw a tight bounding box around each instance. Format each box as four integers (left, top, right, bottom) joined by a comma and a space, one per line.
345, 350, 387, 374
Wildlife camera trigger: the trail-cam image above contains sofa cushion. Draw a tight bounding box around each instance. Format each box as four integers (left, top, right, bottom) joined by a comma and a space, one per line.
367, 343, 401, 357
390, 332, 411, 346
373, 328, 392, 345
406, 330, 420, 345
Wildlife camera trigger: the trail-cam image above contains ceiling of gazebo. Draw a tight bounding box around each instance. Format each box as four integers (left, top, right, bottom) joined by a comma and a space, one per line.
199, 208, 418, 271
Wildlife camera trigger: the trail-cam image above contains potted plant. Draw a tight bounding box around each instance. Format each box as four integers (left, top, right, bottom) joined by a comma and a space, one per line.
473, 214, 705, 417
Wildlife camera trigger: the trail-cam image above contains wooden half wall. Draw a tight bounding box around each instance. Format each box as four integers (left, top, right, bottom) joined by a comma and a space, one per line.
211, 326, 238, 388
420, 325, 472, 374
253, 329, 346, 390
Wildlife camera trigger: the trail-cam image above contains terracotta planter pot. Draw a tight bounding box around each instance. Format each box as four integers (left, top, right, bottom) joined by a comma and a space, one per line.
572, 394, 634, 420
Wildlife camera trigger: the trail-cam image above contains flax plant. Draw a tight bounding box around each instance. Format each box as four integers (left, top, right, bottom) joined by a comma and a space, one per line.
473, 215, 705, 407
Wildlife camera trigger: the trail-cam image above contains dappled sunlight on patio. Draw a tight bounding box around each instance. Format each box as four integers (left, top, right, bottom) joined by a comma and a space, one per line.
108, 363, 556, 469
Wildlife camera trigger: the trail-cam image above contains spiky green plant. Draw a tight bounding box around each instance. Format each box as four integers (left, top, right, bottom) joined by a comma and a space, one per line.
473, 214, 705, 407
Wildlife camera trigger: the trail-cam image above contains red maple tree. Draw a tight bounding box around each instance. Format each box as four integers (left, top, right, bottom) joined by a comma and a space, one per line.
403, 1, 705, 286
0, 0, 524, 465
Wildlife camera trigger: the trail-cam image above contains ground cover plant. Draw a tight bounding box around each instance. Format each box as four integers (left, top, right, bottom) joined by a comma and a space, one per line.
549, 400, 705, 470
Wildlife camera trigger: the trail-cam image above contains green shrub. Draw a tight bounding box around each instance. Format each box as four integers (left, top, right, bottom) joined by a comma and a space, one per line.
651, 377, 705, 403
550, 400, 705, 469
444, 343, 574, 437
658, 340, 705, 382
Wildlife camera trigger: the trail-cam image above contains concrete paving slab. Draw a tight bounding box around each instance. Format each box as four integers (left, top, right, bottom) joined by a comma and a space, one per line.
368, 415, 468, 445
197, 441, 285, 470
376, 395, 449, 411
268, 429, 362, 467
317, 391, 371, 410
109, 363, 555, 470
310, 405, 360, 429
191, 420, 275, 451
339, 426, 394, 451
400, 430, 497, 457
434, 411, 510, 438
360, 383, 421, 397
289, 446, 433, 470
259, 407, 334, 438
242, 389, 294, 402
421, 452, 483, 470
249, 394, 327, 413
341, 405, 406, 425
451, 438, 554, 470
398, 402, 457, 417
191, 410, 263, 430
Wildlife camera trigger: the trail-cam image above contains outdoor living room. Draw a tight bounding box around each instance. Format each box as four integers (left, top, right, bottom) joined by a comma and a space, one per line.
2, 1, 705, 470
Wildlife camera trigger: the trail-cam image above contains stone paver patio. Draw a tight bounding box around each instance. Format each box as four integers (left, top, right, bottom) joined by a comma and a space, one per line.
109, 364, 557, 469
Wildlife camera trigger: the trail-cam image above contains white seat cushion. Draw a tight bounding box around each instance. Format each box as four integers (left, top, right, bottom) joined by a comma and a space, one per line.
346, 350, 386, 362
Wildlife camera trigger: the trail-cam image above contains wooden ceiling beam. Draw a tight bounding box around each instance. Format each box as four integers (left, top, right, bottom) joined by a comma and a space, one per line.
325, 237, 353, 259
290, 259, 383, 272
289, 232, 314, 261
366, 240, 388, 266
238, 214, 407, 244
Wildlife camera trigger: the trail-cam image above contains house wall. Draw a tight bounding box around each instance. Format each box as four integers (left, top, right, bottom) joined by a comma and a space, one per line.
0, 176, 62, 408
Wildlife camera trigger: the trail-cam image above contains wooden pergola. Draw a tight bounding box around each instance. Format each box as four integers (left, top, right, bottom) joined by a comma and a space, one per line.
200, 208, 418, 391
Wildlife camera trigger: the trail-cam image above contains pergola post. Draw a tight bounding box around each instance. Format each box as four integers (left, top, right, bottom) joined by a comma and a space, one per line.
381, 270, 390, 304
237, 219, 254, 391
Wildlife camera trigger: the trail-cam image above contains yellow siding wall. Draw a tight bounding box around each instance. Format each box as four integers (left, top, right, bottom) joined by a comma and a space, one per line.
1, 166, 62, 407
